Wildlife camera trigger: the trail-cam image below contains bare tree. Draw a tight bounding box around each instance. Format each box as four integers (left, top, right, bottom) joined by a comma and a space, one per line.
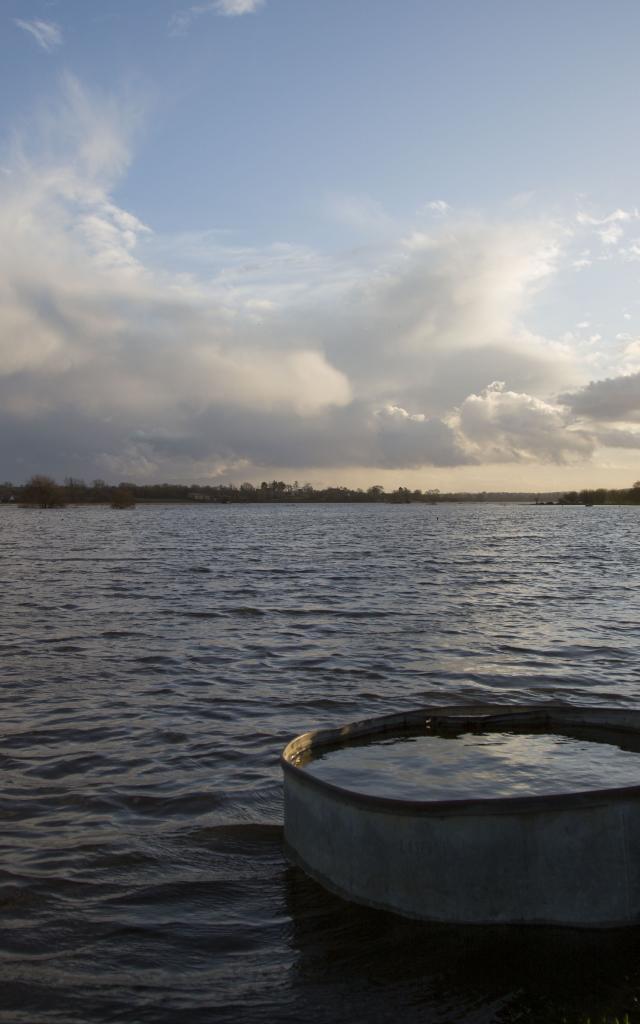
22, 475, 66, 508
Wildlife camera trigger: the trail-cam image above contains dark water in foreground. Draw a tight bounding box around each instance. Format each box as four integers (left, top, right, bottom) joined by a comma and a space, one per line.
2, 502, 640, 1023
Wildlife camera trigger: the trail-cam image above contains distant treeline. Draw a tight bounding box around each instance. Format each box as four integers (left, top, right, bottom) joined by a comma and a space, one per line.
558, 484, 640, 505
5, 475, 640, 508
2, 475, 563, 508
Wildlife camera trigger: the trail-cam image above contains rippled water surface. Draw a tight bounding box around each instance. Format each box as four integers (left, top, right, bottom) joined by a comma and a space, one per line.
3, 502, 640, 1023
301, 729, 640, 799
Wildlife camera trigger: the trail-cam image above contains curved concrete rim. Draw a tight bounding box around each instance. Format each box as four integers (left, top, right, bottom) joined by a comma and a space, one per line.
281, 703, 640, 816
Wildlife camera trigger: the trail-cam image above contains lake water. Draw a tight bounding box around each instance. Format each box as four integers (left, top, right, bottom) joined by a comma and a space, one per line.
3, 501, 640, 1023
298, 729, 640, 799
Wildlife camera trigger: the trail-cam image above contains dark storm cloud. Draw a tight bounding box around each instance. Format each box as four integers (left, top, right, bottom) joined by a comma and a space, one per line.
560, 372, 640, 422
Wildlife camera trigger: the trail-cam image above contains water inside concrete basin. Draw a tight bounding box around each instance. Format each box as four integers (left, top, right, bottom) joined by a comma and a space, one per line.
296, 725, 640, 800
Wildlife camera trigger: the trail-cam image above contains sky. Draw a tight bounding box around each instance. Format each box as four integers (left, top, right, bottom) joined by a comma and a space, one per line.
3, 0, 640, 491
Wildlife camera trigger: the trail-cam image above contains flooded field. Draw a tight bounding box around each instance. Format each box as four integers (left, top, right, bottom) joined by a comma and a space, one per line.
2, 502, 640, 1022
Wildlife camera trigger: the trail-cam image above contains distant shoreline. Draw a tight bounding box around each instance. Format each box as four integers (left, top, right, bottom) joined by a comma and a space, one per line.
5, 497, 557, 507
2, 496, 623, 509
5, 476, 640, 508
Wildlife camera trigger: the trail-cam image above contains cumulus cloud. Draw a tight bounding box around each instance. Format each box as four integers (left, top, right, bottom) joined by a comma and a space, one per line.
0, 76, 624, 483
0, 77, 353, 480
372, 404, 473, 468
315, 220, 567, 417
15, 19, 62, 52
455, 382, 594, 463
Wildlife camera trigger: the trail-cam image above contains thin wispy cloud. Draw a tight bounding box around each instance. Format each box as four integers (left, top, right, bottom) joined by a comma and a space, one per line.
327, 193, 395, 235
576, 208, 635, 227
422, 199, 450, 216
576, 207, 639, 247
14, 19, 62, 52
169, 0, 264, 35
214, 0, 264, 14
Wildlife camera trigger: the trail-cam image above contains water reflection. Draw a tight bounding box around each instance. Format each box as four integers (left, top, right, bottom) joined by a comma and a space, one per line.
299, 727, 640, 800
285, 862, 640, 1023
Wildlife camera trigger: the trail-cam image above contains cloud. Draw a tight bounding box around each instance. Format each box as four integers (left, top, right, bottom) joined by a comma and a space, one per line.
213, 0, 264, 13
327, 193, 395, 234
169, 0, 264, 34
422, 199, 450, 216
576, 207, 637, 247
455, 382, 594, 464
0, 78, 353, 481
14, 19, 62, 52
319, 220, 565, 414
618, 240, 640, 263
576, 208, 634, 227
19, 72, 140, 187
594, 427, 640, 449
560, 372, 640, 422
371, 404, 474, 468
0, 76, 624, 484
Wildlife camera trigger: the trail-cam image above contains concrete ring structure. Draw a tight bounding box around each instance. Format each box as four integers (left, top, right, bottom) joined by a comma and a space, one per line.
282, 704, 640, 927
